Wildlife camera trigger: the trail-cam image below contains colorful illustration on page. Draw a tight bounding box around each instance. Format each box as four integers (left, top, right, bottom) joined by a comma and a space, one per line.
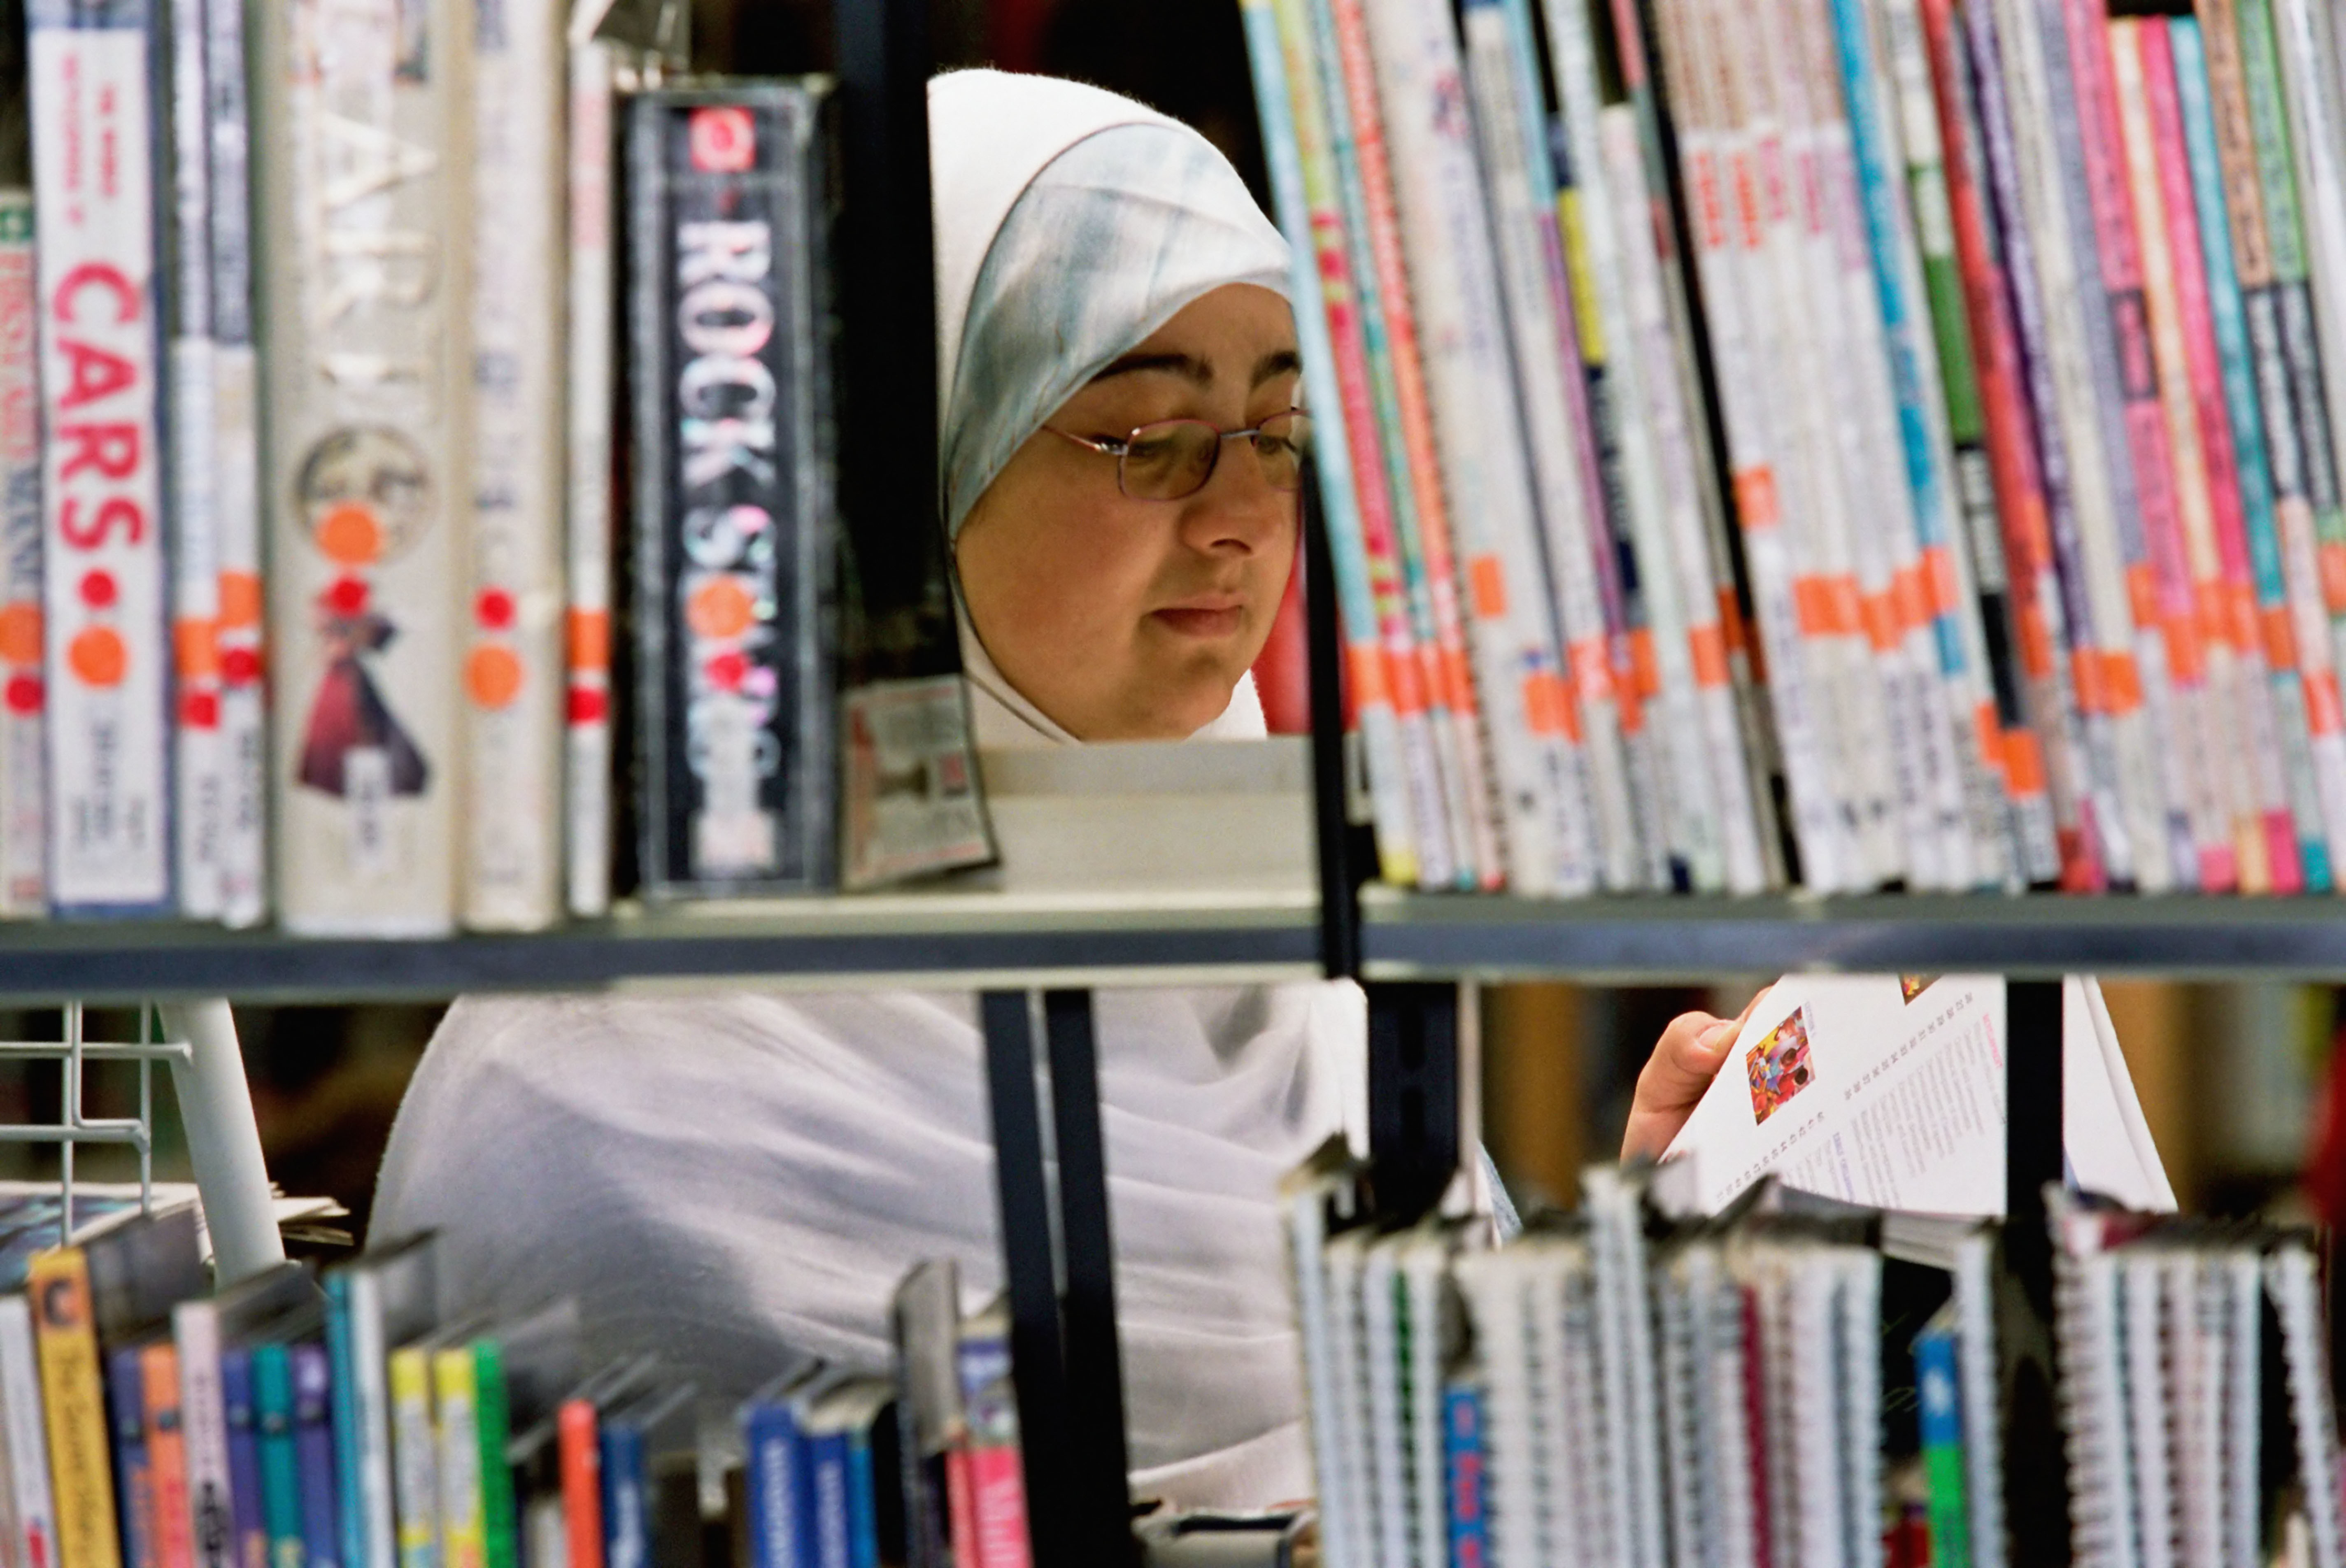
1746, 1006, 1815, 1125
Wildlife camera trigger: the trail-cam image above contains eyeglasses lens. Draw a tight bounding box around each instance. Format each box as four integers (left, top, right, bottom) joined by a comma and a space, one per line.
1117, 412, 1314, 500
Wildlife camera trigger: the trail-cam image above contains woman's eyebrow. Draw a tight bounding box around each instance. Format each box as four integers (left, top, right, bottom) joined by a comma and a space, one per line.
1251, 348, 1303, 386
1089, 351, 1213, 385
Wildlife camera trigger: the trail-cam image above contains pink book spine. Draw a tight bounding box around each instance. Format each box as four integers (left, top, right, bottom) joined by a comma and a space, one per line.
2141, 13, 2302, 889
1327, 0, 1501, 886
964, 1444, 1030, 1568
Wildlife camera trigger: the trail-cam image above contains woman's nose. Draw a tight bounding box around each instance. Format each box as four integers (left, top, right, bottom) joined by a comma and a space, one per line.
1178, 439, 1295, 554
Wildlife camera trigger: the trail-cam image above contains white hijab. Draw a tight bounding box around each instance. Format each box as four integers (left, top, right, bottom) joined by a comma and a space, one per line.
371, 71, 1360, 1509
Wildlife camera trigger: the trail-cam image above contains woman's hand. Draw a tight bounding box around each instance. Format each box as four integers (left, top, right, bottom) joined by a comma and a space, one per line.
1620, 989, 1769, 1163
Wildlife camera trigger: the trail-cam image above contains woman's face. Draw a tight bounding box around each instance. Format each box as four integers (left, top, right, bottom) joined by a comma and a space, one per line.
955, 283, 1301, 740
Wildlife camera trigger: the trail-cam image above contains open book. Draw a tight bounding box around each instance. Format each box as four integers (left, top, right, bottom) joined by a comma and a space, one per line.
1656, 975, 2175, 1218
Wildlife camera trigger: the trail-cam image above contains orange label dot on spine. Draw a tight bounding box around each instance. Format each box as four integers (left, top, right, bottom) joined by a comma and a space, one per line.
467, 645, 524, 708
0, 604, 40, 667
68, 626, 126, 687
686, 577, 757, 640
315, 503, 384, 566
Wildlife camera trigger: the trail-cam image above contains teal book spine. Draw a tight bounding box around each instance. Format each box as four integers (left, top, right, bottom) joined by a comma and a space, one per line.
253, 1348, 304, 1568
324, 1279, 365, 1568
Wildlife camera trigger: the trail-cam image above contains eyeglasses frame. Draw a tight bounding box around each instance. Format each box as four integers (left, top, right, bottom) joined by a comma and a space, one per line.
1040, 408, 1313, 501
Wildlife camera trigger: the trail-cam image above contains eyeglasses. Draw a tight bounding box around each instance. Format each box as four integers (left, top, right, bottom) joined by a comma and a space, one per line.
1043, 409, 1313, 501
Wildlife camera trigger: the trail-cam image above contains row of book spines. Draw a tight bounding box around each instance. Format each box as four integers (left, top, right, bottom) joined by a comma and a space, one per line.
11, 0, 617, 934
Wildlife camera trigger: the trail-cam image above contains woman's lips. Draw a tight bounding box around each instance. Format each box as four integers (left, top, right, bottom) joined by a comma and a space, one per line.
1151, 601, 1246, 637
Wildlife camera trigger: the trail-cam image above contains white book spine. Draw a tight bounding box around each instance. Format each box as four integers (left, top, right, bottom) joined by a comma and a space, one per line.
1836, 1253, 1883, 1568
1789, 1257, 1848, 1568
1461, 0, 1643, 890
1360, 0, 1596, 895
167, 0, 221, 920
2267, 1245, 2346, 1568
205, 0, 264, 927
1399, 1253, 1449, 1568
1592, 109, 1773, 893
0, 1299, 52, 1568
349, 1274, 396, 1568
1653, 0, 1862, 886
0, 192, 44, 916
1453, 1256, 1538, 1568
1321, 1240, 1383, 1568
563, 37, 616, 918
255, 0, 468, 934
1359, 1245, 1409, 1568
171, 1301, 233, 1568
2221, 1251, 2260, 1568
28, 0, 173, 913
1282, 1187, 1364, 1568
2120, 1256, 2178, 1568
463, 0, 563, 930
1543, 0, 1730, 893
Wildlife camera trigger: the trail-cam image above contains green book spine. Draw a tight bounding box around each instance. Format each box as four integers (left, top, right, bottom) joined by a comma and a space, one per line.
472, 1345, 517, 1568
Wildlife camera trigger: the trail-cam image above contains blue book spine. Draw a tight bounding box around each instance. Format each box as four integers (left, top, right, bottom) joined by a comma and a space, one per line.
842, 1431, 877, 1568
222, 1350, 271, 1568
741, 1403, 800, 1568
597, 1425, 646, 1568
1915, 1325, 1973, 1568
804, 1431, 850, 1568
108, 1344, 158, 1568
292, 1345, 340, 1568
324, 1279, 365, 1568
1442, 1378, 1487, 1568
254, 1346, 305, 1568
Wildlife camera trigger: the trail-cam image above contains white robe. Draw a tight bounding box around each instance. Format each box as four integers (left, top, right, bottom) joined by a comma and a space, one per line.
369, 668, 1365, 1509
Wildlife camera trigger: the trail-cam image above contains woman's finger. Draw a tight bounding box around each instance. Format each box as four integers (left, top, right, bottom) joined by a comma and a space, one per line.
1619, 1009, 1739, 1161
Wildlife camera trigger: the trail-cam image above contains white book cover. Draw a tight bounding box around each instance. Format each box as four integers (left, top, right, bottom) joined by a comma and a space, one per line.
563, 31, 617, 919
1585, 1167, 1666, 1568
1658, 974, 2176, 1217
1358, 1236, 1410, 1568
1396, 1231, 1452, 1568
205, 0, 265, 927
2164, 1254, 2223, 1568
171, 1299, 233, 1568
2266, 1243, 2344, 1568
0, 1298, 52, 1568
254, 0, 469, 934
167, 0, 223, 920
2221, 1249, 2260, 1568
1320, 1232, 1382, 1568
463, 0, 564, 930
1279, 1149, 1366, 1568
28, 0, 173, 912
0, 192, 44, 916
2120, 1253, 2178, 1568
1451, 1251, 1541, 1568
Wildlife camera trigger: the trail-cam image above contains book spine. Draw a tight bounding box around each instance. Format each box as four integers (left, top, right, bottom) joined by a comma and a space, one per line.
107, 1348, 155, 1568
741, 1402, 794, 1568
1655, 0, 1864, 888
216, 1353, 264, 1568
29, 1252, 119, 1568
1546, 0, 1733, 894
202, 0, 261, 926
2058, 0, 2220, 892
2271, 0, 2346, 570
1976, 0, 2155, 889
1355, 0, 1591, 896
805, 1433, 849, 1568
2171, 14, 2341, 891
2111, 14, 2274, 894
0, 191, 43, 914
2265, 1245, 2346, 1568
249, 1349, 298, 1568
165, 0, 221, 920
467, 1348, 512, 1568
1472, 0, 1650, 892
430, 1352, 481, 1568
382, 1352, 435, 1568
1886, 0, 2072, 887
842, 1430, 878, 1568
2141, 13, 2307, 892
1913, 1327, 1971, 1568
290, 1348, 336, 1568
1259, 0, 1450, 889
322, 1281, 363, 1568
555, 1403, 599, 1568
1236, 0, 1436, 889
254, 0, 466, 934
172, 1304, 233, 1568
0, 1298, 56, 1568
624, 90, 838, 897
1326, 0, 1503, 890
1591, 104, 1775, 893
940, 1447, 976, 1568
27, 0, 173, 914
141, 1348, 192, 1568
1443, 1377, 1487, 1568
593, 1427, 642, 1568
2195, 0, 2346, 878
337, 1276, 391, 1568
563, 39, 616, 919
463, 0, 563, 929
954, 1334, 1027, 1568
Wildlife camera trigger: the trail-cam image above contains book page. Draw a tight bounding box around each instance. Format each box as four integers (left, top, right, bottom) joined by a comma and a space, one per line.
1658, 975, 2173, 1217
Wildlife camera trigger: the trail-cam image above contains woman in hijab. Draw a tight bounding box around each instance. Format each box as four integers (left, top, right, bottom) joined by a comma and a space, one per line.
372, 68, 1733, 1508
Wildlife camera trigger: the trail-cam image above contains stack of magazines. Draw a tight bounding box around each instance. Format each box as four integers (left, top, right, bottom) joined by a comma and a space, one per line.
0, 1200, 1041, 1568
1246, 0, 2346, 899
1283, 1157, 2346, 1568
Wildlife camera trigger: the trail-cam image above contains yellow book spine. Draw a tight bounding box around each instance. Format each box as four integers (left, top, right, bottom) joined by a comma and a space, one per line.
432, 1350, 482, 1568
28, 1250, 118, 1568
387, 1349, 438, 1568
